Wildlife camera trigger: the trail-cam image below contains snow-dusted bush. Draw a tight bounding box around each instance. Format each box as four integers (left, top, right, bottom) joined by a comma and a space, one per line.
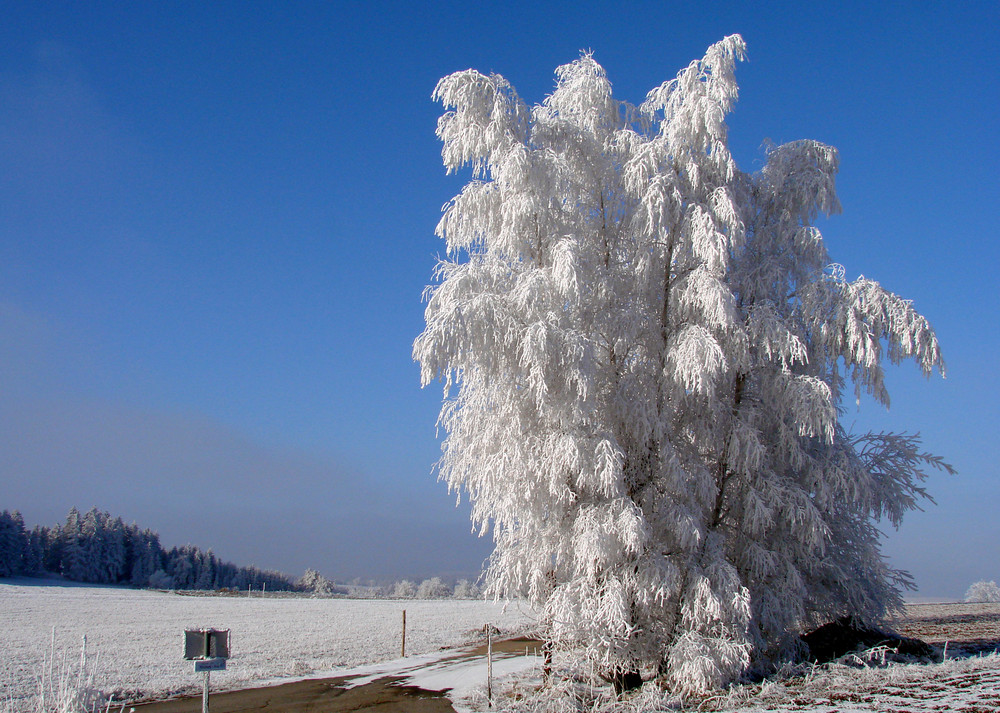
417, 577, 452, 599
416, 34, 950, 693
965, 580, 1000, 603
391, 579, 416, 598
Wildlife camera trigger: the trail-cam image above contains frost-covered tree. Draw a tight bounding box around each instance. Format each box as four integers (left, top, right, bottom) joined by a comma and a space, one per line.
0, 510, 27, 576
415, 35, 951, 693
126, 525, 162, 587
60, 507, 87, 581
391, 579, 417, 598
298, 568, 335, 596
965, 580, 1000, 603
417, 576, 452, 598
453, 578, 481, 599
23, 526, 45, 576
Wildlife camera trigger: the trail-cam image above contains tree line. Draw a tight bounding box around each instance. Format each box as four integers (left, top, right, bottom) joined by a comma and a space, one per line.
0, 507, 295, 591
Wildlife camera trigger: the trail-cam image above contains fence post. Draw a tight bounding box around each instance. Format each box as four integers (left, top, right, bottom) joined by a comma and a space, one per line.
401, 609, 407, 657
487, 625, 493, 706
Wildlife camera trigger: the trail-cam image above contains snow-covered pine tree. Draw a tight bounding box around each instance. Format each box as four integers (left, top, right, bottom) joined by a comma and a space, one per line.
195, 549, 217, 590
0, 511, 27, 576
24, 525, 45, 576
101, 515, 127, 583
60, 507, 87, 581
414, 35, 950, 693
126, 525, 162, 587
78, 508, 105, 583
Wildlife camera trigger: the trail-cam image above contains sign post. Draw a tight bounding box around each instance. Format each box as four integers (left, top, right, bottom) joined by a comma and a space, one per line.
184, 629, 230, 713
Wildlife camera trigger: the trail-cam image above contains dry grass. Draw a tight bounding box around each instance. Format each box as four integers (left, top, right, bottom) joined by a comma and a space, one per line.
480, 603, 1000, 713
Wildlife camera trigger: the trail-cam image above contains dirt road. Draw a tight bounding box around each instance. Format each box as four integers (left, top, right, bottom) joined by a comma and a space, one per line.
130, 638, 543, 713
130, 675, 455, 713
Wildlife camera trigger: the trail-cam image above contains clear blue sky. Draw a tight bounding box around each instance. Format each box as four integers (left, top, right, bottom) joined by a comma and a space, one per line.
0, 1, 996, 596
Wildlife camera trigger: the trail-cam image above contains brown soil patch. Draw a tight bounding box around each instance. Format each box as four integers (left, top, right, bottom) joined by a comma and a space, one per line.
130, 675, 456, 713
467, 636, 543, 657
130, 638, 544, 713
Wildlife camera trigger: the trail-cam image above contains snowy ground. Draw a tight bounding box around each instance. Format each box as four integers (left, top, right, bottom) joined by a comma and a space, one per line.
0, 579, 535, 710
5, 581, 999, 713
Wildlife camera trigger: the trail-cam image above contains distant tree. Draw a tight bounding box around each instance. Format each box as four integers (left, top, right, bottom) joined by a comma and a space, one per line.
195, 550, 217, 590
416, 36, 951, 692
60, 507, 87, 581
43, 524, 63, 573
23, 526, 45, 576
453, 579, 481, 599
417, 576, 451, 599
298, 568, 335, 596
0, 510, 27, 576
148, 569, 174, 590
126, 526, 162, 587
100, 515, 127, 583
167, 545, 196, 588
215, 560, 240, 590
78, 509, 105, 582
965, 581, 1000, 603
392, 579, 416, 598
5, 506, 296, 591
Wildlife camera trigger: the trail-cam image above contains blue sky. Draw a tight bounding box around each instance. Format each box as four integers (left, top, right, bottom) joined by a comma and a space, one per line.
0, 2, 996, 596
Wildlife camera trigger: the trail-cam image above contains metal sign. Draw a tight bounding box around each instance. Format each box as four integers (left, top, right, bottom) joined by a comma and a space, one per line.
184, 629, 230, 660
194, 658, 227, 672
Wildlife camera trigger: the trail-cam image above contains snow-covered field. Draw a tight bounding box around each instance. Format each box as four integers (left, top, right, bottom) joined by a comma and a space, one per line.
0, 580, 535, 709
5, 582, 1000, 713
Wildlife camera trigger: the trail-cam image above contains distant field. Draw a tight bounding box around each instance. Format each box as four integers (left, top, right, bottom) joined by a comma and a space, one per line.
0, 580, 534, 709
892, 602, 1000, 653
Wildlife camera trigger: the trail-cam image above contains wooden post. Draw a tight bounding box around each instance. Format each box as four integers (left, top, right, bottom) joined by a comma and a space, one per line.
486, 625, 493, 706
202, 670, 210, 713
401, 610, 407, 657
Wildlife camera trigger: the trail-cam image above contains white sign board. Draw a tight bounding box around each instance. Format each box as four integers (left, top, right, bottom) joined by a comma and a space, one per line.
194, 658, 227, 672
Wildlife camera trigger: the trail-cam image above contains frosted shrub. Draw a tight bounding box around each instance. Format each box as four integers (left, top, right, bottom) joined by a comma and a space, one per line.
1, 633, 130, 713
965, 580, 1000, 603
416, 34, 950, 693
